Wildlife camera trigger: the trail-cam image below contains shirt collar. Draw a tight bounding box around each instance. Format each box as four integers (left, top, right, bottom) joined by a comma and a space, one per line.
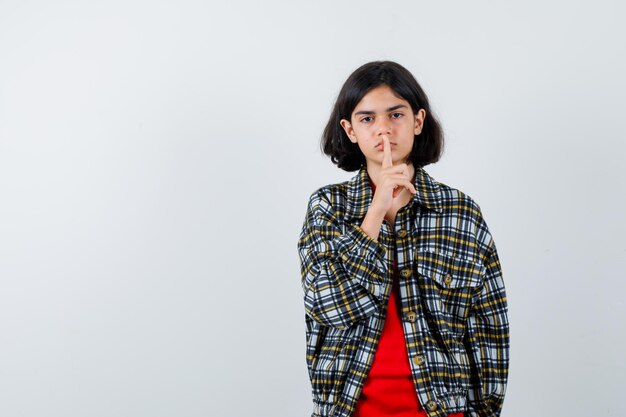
345, 165, 443, 222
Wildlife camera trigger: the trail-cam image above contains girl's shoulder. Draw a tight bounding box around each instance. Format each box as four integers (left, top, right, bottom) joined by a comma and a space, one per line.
305, 169, 361, 208
435, 178, 483, 214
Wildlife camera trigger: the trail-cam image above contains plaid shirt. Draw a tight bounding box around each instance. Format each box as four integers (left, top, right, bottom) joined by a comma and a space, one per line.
297, 165, 509, 417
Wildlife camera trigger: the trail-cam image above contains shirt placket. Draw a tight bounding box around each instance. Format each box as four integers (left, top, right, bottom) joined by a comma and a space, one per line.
391, 205, 445, 415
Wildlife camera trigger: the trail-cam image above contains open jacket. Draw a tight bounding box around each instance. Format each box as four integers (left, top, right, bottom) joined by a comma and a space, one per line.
297, 165, 510, 417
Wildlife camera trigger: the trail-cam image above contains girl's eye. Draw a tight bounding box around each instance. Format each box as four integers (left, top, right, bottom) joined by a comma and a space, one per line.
391, 112, 403, 119
360, 116, 373, 123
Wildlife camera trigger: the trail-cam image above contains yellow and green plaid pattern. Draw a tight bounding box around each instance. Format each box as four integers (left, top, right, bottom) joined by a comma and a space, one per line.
297, 166, 509, 417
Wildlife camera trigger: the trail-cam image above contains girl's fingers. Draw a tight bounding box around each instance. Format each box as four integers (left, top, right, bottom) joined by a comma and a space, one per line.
382, 165, 408, 174
391, 186, 416, 198
386, 173, 413, 182
382, 135, 393, 169
398, 180, 417, 195
380, 163, 417, 196
383, 176, 417, 196
391, 183, 415, 197
402, 164, 409, 178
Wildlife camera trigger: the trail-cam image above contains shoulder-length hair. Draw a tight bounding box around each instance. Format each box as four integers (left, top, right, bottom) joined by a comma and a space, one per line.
321, 61, 444, 171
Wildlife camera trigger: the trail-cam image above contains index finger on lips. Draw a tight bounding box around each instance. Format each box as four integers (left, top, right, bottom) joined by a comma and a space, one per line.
382, 135, 393, 168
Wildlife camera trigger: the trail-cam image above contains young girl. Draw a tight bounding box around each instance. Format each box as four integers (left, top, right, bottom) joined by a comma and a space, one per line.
297, 61, 510, 417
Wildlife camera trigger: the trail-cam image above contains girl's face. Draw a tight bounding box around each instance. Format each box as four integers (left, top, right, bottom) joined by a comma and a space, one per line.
340, 84, 425, 168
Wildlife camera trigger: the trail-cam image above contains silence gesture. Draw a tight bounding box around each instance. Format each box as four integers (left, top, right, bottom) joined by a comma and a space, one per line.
370, 135, 417, 215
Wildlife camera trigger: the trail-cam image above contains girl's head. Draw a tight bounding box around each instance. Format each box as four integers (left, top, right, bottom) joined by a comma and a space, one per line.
321, 61, 444, 171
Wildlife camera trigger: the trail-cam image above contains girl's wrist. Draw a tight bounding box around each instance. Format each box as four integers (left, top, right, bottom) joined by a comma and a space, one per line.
367, 200, 387, 219
360, 206, 386, 241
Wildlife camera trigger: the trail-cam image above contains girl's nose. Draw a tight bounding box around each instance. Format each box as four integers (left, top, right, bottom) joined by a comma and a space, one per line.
376, 120, 392, 135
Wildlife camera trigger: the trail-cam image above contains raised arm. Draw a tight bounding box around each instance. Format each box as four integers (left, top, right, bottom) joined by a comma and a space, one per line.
297, 190, 390, 329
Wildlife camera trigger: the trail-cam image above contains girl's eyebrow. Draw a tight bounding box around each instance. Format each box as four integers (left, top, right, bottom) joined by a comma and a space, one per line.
354, 104, 408, 116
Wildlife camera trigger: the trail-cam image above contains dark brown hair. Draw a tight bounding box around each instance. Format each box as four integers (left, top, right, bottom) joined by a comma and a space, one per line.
321, 61, 444, 171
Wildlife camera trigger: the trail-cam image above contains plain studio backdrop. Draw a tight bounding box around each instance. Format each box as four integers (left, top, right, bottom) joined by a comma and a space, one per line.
1, 1, 624, 416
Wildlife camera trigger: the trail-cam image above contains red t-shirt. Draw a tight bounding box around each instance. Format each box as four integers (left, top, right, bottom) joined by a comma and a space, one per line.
352, 179, 463, 417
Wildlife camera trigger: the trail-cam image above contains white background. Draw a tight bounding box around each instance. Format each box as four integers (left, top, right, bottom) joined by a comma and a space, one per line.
1, 1, 625, 416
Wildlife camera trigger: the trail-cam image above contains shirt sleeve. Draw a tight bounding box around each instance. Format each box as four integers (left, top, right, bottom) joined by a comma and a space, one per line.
297, 189, 391, 329
464, 213, 510, 417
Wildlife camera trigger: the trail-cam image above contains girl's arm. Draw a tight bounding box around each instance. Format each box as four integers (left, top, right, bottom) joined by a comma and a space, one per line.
464, 214, 510, 417
297, 189, 390, 329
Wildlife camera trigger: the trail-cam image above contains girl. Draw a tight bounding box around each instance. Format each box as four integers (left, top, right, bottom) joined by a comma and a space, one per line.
297, 61, 509, 417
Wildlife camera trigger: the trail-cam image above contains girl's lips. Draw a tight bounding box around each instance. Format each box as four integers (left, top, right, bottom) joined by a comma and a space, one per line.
376, 143, 396, 150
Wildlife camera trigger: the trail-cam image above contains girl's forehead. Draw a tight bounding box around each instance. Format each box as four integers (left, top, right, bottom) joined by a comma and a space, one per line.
353, 85, 409, 111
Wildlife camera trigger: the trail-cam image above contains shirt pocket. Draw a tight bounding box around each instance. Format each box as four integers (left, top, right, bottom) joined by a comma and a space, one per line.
414, 250, 486, 340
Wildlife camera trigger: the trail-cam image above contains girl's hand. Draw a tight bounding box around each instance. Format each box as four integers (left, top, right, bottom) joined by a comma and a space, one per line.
370, 135, 417, 215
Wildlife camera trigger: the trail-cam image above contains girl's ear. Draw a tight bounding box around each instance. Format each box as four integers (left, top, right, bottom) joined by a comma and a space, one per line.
414, 109, 426, 135
340, 119, 358, 143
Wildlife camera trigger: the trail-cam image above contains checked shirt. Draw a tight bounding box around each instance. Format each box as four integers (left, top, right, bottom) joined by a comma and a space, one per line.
297, 165, 510, 417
